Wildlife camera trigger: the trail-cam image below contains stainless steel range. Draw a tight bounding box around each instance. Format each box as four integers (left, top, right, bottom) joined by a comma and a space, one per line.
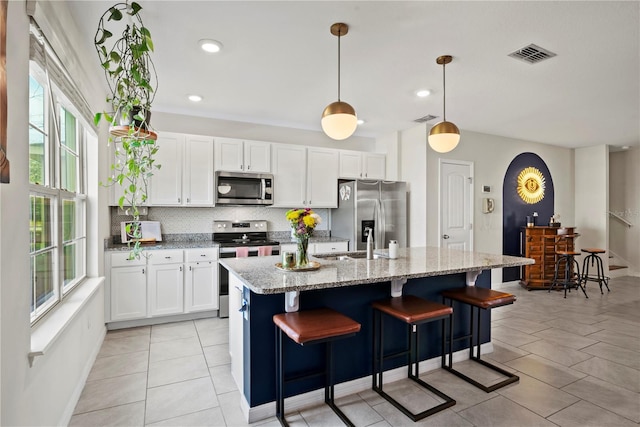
213, 220, 280, 317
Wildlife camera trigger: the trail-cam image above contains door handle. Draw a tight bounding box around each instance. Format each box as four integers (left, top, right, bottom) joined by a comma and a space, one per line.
443, 234, 450, 239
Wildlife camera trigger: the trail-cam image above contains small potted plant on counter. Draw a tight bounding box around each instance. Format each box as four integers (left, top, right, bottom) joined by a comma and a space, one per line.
93, 1, 160, 258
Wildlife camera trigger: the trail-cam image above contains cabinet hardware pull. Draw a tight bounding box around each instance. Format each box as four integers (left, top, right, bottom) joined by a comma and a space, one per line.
142, 268, 145, 274
187, 198, 190, 203
443, 234, 450, 239
180, 266, 183, 272
165, 256, 171, 259
189, 266, 192, 271
201, 254, 206, 257
247, 165, 250, 170
178, 198, 181, 203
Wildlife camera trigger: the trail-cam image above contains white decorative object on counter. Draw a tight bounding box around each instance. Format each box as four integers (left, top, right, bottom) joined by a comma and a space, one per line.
389, 240, 398, 259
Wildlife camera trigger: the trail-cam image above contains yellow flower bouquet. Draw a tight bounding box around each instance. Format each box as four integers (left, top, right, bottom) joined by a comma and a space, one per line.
286, 208, 321, 267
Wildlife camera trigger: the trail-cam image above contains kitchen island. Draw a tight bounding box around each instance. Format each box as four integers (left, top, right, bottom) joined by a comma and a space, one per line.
220, 247, 533, 422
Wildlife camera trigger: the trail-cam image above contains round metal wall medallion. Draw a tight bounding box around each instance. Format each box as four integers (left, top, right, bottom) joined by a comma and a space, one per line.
517, 167, 546, 204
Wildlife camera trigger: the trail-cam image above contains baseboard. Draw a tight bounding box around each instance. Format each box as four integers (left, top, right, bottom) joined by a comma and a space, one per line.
242, 342, 494, 423
59, 326, 107, 426
106, 310, 219, 330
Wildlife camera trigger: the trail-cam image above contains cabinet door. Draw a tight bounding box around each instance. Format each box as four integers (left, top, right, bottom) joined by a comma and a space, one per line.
184, 135, 214, 206
271, 144, 307, 207
148, 263, 184, 316
150, 133, 183, 205
363, 153, 386, 179
214, 137, 244, 172
244, 140, 271, 173
339, 151, 363, 179
229, 275, 244, 392
111, 265, 147, 321
185, 262, 219, 312
307, 148, 338, 208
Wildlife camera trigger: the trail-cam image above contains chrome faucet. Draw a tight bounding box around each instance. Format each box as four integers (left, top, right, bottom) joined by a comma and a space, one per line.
365, 227, 374, 260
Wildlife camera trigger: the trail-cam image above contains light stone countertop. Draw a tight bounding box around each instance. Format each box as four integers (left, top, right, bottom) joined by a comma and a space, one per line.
219, 246, 534, 295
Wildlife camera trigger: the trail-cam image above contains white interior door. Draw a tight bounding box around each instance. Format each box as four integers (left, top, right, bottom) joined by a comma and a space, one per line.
440, 160, 473, 250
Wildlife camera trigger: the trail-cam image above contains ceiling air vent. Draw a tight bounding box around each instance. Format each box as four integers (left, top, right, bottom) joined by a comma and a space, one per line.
414, 114, 438, 123
508, 44, 557, 64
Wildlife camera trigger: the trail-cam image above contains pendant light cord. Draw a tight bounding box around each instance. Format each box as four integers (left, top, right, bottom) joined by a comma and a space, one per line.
337, 28, 342, 101
442, 62, 446, 121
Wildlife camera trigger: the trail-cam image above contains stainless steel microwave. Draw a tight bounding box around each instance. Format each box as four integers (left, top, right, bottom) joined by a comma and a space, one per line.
215, 171, 274, 205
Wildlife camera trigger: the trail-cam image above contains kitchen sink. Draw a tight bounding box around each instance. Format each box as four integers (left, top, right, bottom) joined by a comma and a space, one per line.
313, 251, 388, 261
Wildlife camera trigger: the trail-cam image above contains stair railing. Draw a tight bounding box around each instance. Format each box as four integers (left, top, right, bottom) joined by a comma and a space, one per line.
609, 211, 633, 228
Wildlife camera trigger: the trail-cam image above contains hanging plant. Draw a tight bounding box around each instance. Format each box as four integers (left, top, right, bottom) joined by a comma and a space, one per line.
93, 1, 160, 258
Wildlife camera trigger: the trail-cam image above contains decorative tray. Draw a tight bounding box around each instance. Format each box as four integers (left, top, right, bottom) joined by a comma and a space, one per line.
275, 261, 321, 272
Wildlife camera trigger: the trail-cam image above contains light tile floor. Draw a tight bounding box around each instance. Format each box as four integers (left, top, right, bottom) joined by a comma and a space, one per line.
70, 276, 640, 426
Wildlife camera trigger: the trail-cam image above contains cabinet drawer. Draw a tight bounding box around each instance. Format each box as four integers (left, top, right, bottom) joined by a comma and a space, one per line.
148, 250, 184, 265
185, 248, 218, 262
111, 252, 146, 267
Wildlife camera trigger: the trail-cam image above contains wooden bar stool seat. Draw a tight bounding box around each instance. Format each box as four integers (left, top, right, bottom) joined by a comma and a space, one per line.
372, 295, 456, 421
581, 248, 610, 294
441, 287, 519, 392
273, 308, 361, 427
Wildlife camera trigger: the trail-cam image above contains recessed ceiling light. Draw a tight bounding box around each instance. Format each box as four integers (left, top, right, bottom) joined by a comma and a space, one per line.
357, 119, 365, 125
188, 95, 202, 102
199, 39, 223, 53
416, 89, 431, 98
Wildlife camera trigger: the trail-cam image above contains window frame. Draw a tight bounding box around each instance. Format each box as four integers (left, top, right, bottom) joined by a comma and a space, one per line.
29, 63, 88, 325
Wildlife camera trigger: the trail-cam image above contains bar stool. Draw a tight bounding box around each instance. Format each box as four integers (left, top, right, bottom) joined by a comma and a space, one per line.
550, 250, 588, 298
581, 248, 610, 294
441, 286, 519, 392
273, 308, 361, 427
371, 295, 456, 421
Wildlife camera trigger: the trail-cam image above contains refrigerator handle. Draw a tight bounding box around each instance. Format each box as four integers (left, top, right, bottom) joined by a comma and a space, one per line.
378, 198, 386, 249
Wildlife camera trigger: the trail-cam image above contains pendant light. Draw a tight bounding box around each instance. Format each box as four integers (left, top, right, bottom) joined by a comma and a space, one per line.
428, 55, 460, 153
321, 23, 357, 140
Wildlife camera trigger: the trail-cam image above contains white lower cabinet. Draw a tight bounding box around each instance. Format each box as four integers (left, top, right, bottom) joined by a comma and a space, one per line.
228, 274, 244, 392
111, 264, 148, 321
148, 250, 184, 316
311, 241, 349, 254
107, 247, 219, 325
185, 249, 219, 312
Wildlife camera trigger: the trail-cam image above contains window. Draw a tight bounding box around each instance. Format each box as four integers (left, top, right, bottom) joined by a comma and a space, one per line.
29, 66, 87, 323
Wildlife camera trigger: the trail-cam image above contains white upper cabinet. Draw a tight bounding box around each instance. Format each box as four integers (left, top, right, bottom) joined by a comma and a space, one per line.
339, 150, 386, 180
184, 135, 215, 206
271, 144, 339, 208
271, 144, 307, 207
150, 133, 183, 205
306, 147, 338, 208
150, 132, 214, 206
214, 138, 271, 173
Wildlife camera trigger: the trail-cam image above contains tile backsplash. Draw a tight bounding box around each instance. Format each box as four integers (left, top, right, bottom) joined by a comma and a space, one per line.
110, 206, 330, 237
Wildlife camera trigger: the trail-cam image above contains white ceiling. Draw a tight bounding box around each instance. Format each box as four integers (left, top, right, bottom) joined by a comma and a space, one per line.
66, 1, 639, 149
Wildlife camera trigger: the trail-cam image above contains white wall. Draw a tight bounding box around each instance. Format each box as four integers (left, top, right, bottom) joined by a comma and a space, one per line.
609, 148, 638, 274
386, 124, 576, 281
1, 2, 109, 425
574, 145, 609, 272
397, 124, 428, 247
153, 112, 377, 152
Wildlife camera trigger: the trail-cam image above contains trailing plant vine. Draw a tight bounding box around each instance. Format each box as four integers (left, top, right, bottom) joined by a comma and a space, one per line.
93, 1, 160, 258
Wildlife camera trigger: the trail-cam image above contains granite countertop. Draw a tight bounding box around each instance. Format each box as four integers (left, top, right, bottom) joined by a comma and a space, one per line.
105, 241, 220, 252
219, 247, 535, 295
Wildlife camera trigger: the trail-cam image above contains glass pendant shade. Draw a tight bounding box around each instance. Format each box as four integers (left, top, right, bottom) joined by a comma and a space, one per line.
428, 120, 460, 153
321, 100, 357, 140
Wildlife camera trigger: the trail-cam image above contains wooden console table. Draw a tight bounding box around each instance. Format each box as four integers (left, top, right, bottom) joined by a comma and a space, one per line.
520, 226, 577, 290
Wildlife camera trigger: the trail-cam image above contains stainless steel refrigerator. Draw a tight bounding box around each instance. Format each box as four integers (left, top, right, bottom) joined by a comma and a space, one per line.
331, 180, 407, 250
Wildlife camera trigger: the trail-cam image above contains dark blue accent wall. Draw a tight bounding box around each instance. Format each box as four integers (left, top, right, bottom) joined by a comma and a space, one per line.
242, 271, 491, 407
502, 153, 555, 281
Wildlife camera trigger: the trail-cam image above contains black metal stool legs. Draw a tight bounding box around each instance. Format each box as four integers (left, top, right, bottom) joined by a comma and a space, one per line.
582, 253, 610, 294
275, 327, 355, 427
372, 309, 455, 421
551, 255, 588, 298
442, 298, 519, 393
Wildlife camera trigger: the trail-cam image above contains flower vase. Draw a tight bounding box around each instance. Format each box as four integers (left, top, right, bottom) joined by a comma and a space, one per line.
296, 236, 309, 268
